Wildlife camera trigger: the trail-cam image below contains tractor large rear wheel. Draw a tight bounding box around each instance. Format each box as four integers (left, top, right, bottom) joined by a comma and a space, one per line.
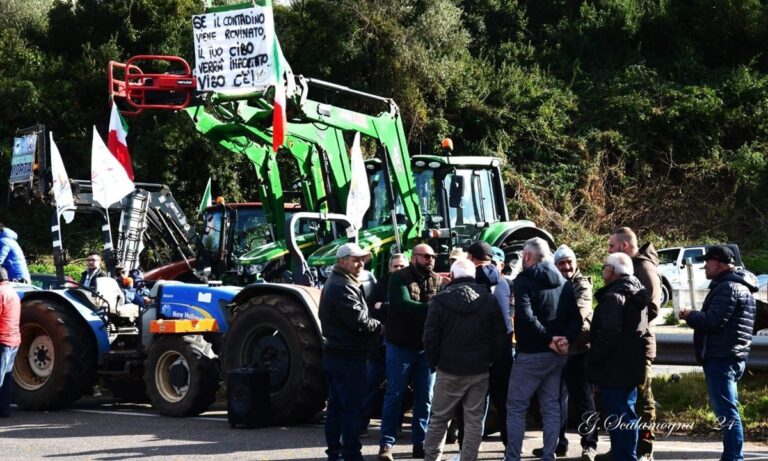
222, 296, 325, 424
144, 335, 220, 417
12, 299, 96, 410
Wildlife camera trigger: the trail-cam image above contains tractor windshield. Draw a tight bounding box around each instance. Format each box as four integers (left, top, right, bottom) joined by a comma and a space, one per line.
232, 207, 274, 258
366, 167, 403, 228
413, 167, 501, 227
200, 209, 223, 256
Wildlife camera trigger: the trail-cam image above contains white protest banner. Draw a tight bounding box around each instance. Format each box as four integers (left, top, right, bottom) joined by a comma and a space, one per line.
192, 6, 276, 92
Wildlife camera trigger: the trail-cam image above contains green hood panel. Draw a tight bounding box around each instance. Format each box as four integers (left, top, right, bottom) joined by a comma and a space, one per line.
307, 225, 402, 266
237, 233, 318, 265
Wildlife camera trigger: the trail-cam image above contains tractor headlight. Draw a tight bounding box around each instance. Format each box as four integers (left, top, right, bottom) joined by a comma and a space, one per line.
246, 264, 265, 275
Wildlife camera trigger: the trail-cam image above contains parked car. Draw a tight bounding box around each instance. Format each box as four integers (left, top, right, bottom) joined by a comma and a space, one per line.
656, 243, 744, 307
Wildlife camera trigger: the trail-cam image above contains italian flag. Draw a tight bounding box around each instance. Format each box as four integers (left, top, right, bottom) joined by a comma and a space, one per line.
272, 36, 286, 153
107, 103, 135, 180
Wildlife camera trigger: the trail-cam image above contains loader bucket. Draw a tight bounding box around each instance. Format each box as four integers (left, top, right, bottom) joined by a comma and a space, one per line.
108, 55, 196, 116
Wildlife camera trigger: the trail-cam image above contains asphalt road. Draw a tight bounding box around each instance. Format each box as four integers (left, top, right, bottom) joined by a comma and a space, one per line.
1, 396, 767, 461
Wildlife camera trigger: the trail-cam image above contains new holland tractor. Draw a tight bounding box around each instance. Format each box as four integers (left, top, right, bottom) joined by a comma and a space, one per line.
9, 171, 237, 416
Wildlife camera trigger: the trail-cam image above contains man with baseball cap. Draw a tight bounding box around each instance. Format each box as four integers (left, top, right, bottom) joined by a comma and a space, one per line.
320, 242, 382, 461
680, 245, 756, 461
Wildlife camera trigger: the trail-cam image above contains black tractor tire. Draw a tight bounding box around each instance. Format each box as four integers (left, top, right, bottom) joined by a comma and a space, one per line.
144, 335, 220, 417
104, 375, 150, 403
222, 295, 325, 425
12, 299, 96, 410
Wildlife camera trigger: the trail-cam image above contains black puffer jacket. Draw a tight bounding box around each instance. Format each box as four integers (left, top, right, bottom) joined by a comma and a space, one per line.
686, 268, 756, 363
513, 261, 582, 353
587, 275, 648, 387
423, 277, 507, 375
319, 265, 381, 358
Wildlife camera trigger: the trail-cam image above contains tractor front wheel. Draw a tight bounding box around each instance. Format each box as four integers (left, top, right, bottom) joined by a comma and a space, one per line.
12, 299, 95, 410
144, 335, 220, 417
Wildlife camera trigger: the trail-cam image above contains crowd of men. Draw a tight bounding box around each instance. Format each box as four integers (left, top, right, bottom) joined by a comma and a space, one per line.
0, 220, 757, 461
317, 228, 757, 461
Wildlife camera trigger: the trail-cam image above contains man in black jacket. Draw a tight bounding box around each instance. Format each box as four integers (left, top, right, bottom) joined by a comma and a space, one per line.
422, 258, 507, 461
505, 237, 581, 461
608, 227, 660, 461
80, 252, 107, 288
680, 246, 756, 461
588, 253, 648, 461
319, 243, 382, 461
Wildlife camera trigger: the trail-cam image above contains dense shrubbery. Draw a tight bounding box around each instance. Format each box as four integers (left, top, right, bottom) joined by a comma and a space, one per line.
1, 0, 767, 266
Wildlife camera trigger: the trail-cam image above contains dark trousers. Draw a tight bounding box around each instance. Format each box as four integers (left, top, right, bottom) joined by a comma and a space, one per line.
557, 353, 598, 450
322, 354, 367, 461
488, 347, 513, 445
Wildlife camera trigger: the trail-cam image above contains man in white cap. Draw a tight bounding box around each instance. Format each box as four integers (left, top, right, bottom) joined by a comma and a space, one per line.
533, 244, 597, 461
319, 242, 382, 461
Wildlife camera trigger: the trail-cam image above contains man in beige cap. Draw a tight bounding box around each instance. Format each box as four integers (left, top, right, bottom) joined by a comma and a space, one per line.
320, 242, 382, 461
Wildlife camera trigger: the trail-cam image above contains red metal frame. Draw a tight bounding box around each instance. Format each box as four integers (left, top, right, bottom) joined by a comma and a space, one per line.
108, 55, 197, 116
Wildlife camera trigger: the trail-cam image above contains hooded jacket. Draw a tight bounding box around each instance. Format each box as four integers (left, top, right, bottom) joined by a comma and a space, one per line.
0, 227, 30, 283
476, 263, 512, 334
423, 277, 507, 375
513, 261, 582, 353
633, 242, 661, 359
587, 275, 649, 387
686, 268, 756, 362
319, 265, 381, 358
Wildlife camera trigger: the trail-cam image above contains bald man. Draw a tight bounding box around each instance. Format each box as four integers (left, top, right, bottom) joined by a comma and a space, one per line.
378, 244, 444, 461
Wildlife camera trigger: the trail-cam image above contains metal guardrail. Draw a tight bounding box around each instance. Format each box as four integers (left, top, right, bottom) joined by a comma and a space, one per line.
655, 332, 768, 370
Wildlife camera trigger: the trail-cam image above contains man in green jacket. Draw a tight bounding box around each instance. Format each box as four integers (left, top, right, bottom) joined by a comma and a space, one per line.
378, 244, 443, 460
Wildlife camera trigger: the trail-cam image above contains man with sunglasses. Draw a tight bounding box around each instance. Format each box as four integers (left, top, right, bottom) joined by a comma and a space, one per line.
80, 252, 107, 288
379, 244, 443, 460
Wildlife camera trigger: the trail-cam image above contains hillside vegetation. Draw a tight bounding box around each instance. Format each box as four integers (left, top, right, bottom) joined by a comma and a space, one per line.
1, 0, 767, 271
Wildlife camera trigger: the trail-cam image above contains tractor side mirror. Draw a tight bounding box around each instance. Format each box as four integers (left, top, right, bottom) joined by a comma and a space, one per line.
448, 176, 465, 208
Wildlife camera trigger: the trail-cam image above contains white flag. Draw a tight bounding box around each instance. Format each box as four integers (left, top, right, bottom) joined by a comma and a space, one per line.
49, 132, 75, 224
346, 132, 371, 231
91, 126, 134, 208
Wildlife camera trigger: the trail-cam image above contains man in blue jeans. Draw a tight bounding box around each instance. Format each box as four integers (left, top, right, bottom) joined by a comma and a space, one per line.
680, 245, 756, 461
0, 268, 22, 417
378, 244, 443, 461
588, 253, 648, 461
319, 243, 382, 461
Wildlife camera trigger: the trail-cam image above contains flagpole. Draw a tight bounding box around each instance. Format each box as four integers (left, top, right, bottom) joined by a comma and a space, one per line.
102, 197, 116, 277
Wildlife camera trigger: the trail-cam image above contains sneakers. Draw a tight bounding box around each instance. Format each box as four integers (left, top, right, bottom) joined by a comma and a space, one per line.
581, 447, 597, 461
638, 455, 654, 461
412, 444, 425, 459
532, 446, 568, 457
378, 446, 394, 461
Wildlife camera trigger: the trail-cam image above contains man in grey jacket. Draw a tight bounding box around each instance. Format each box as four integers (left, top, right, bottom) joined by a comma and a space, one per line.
422, 258, 507, 461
